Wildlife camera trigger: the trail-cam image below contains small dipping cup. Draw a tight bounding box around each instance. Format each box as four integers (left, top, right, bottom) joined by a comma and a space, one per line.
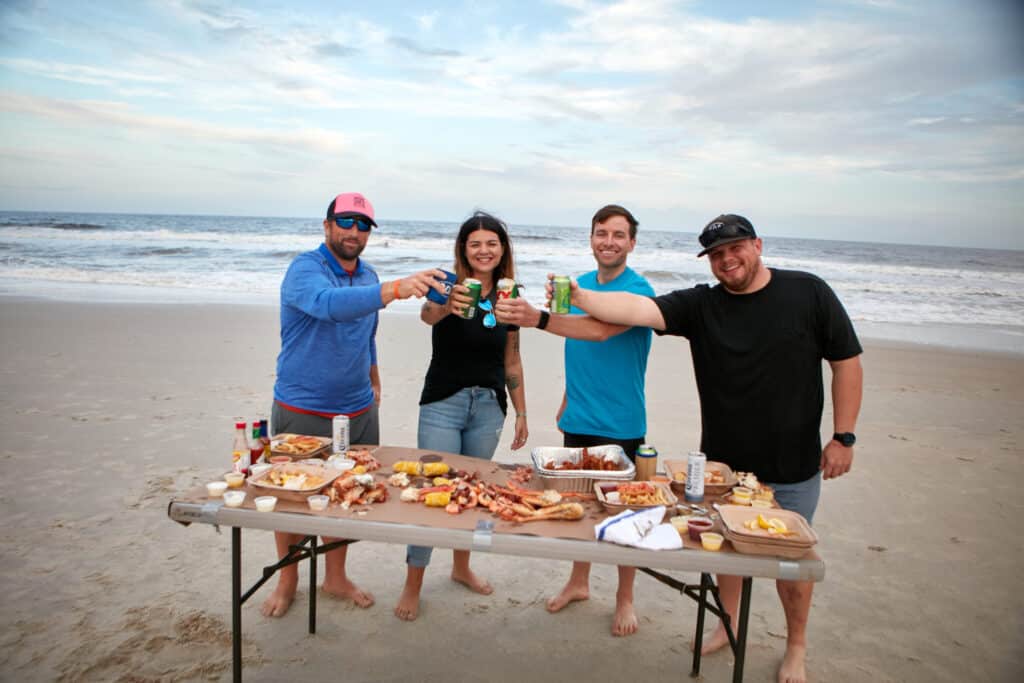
751, 499, 773, 509
307, 494, 329, 512
254, 496, 277, 512
669, 515, 691, 536
700, 532, 724, 551
223, 490, 246, 508
224, 472, 245, 489
731, 486, 752, 505
206, 481, 228, 498
687, 517, 714, 542
269, 455, 292, 465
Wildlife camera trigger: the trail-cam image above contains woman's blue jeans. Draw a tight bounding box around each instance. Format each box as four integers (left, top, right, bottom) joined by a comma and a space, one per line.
407, 387, 505, 568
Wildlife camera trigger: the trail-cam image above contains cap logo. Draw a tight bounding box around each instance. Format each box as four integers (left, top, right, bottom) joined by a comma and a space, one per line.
708, 222, 725, 231
352, 195, 366, 208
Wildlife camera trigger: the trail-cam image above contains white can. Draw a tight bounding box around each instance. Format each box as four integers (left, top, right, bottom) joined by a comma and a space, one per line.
332, 415, 350, 454
685, 450, 706, 502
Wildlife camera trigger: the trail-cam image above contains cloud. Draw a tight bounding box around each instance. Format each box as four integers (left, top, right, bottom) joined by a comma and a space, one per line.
389, 36, 461, 58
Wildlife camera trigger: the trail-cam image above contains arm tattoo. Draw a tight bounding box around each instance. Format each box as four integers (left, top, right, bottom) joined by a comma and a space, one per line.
507, 374, 521, 390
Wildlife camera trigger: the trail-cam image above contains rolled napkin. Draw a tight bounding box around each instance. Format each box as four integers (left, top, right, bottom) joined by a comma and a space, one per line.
594, 505, 683, 550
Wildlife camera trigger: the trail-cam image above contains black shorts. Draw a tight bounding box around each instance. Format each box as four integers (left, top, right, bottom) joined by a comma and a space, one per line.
562, 432, 645, 462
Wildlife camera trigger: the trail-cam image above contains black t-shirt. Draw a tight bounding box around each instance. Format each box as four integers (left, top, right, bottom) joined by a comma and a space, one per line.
652, 268, 862, 483
419, 290, 519, 415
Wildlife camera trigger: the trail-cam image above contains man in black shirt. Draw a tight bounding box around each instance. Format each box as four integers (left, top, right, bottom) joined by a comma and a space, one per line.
566, 214, 863, 683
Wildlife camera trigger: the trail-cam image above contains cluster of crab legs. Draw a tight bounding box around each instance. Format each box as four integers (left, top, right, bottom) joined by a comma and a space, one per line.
409, 470, 588, 523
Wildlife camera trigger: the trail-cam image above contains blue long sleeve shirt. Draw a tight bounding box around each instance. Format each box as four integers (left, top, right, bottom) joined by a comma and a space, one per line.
273, 244, 382, 415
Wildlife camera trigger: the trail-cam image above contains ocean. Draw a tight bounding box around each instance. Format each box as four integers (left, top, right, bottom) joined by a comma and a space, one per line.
1, 210, 1022, 354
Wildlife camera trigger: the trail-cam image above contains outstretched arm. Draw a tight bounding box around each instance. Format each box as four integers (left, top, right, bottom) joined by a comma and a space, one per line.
494, 297, 628, 340
542, 275, 666, 330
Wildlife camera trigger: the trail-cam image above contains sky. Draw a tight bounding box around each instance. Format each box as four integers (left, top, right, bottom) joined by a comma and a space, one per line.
0, 0, 1022, 249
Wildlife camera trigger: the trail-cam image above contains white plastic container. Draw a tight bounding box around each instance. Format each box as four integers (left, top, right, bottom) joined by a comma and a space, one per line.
307, 494, 329, 511
254, 495, 277, 512
223, 490, 246, 507
206, 481, 228, 497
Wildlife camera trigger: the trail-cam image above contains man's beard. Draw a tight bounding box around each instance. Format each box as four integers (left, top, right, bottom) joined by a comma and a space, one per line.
331, 236, 365, 261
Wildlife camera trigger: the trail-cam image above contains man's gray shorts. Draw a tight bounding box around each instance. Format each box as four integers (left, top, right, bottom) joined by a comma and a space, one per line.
766, 471, 822, 525
270, 402, 380, 445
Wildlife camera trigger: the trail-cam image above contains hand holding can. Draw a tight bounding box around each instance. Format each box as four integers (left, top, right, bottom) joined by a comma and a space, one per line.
551, 275, 571, 314
459, 278, 483, 319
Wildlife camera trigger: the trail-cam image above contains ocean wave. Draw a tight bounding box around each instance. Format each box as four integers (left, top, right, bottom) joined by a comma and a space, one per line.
125, 246, 197, 257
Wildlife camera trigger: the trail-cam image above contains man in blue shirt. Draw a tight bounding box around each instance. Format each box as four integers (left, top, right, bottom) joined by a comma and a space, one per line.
262, 192, 444, 618
496, 204, 653, 636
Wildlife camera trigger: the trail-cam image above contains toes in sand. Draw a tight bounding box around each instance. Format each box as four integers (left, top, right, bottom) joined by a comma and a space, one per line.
322, 580, 375, 608
260, 584, 297, 618
546, 585, 589, 613
451, 569, 493, 595
612, 603, 638, 637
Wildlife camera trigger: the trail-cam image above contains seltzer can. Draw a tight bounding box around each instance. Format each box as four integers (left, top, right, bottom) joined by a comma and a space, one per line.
635, 444, 658, 482
332, 415, 350, 454
551, 275, 571, 314
685, 450, 707, 502
461, 278, 482, 319
496, 278, 518, 300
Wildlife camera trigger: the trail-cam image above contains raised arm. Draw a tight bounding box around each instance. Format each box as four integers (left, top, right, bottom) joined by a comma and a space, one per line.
494, 296, 628, 340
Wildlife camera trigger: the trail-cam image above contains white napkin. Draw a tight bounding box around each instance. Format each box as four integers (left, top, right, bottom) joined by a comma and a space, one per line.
594, 506, 683, 550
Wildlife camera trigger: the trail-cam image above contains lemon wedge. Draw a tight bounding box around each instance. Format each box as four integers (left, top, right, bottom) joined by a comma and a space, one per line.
768, 518, 788, 533
757, 513, 771, 529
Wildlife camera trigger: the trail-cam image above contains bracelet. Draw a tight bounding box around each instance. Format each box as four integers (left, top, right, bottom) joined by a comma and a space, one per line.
516, 412, 527, 418
536, 310, 550, 330
392, 279, 402, 301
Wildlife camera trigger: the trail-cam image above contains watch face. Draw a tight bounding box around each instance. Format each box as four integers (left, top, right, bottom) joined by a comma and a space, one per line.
835, 433, 856, 447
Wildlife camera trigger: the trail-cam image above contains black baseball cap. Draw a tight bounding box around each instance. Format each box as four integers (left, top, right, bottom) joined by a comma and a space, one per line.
697, 214, 757, 257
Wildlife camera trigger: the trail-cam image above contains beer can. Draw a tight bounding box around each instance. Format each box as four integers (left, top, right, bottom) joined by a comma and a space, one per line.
551, 275, 571, 314
685, 451, 707, 502
496, 278, 518, 300
332, 415, 350, 454
635, 444, 658, 481
461, 278, 482, 319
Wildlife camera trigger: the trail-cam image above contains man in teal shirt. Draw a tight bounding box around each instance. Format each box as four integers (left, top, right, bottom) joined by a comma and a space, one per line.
496, 204, 653, 636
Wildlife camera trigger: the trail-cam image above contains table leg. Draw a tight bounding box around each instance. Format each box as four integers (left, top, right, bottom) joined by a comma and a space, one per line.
309, 535, 317, 634
690, 572, 709, 677
731, 577, 753, 683
232, 526, 242, 683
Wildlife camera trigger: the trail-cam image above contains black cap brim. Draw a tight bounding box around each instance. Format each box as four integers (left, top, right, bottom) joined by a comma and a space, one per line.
334, 211, 378, 227
697, 235, 754, 257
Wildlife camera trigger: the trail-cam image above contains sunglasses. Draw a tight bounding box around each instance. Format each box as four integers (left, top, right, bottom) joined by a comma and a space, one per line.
334, 216, 373, 232
478, 298, 496, 329
699, 220, 754, 248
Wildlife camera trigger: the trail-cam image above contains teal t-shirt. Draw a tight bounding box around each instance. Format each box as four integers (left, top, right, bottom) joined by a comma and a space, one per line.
557, 267, 654, 439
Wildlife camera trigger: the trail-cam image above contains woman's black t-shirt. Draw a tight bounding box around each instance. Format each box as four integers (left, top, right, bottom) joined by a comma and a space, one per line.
419, 290, 519, 415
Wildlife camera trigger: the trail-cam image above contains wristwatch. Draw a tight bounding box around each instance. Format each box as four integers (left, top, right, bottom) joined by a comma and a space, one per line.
832, 432, 856, 447
536, 310, 551, 330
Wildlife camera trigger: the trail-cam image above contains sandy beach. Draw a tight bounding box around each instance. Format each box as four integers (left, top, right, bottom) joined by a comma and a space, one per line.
1, 297, 1022, 682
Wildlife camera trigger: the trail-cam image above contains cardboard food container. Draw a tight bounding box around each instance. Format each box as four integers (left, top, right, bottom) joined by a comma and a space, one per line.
248, 460, 344, 502
269, 434, 331, 461
531, 445, 635, 493
663, 459, 737, 496
717, 504, 818, 558
594, 481, 676, 513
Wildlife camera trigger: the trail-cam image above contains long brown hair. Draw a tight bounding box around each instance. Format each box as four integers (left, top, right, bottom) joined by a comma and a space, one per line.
453, 211, 515, 285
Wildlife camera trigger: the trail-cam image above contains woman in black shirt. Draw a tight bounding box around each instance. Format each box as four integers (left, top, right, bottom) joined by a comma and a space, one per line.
394, 211, 528, 621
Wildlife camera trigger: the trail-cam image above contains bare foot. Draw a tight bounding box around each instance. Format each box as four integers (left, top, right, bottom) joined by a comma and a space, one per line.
260, 579, 297, 618
546, 583, 589, 613
611, 600, 638, 637
778, 643, 807, 683
451, 568, 493, 595
393, 584, 421, 622
692, 623, 732, 655
322, 578, 374, 608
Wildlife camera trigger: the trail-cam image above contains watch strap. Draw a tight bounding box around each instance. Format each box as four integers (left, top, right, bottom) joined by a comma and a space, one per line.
536, 310, 550, 330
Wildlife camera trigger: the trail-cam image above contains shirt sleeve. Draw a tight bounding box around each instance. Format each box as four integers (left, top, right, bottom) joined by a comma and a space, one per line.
815, 279, 862, 361
651, 285, 706, 338
281, 256, 384, 323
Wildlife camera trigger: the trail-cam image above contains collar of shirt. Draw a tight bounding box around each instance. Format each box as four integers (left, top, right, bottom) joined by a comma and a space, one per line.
318, 243, 362, 278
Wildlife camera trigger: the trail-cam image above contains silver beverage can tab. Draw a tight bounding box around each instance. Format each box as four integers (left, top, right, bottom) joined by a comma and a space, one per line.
332, 415, 350, 454
685, 450, 706, 502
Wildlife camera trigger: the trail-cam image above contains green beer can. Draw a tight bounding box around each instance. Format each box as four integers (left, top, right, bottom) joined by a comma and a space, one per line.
551, 275, 571, 314
461, 278, 482, 319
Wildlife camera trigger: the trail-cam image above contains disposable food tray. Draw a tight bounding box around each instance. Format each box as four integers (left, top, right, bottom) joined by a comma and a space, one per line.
269, 434, 331, 461
594, 481, 676, 513
717, 505, 818, 558
663, 459, 737, 496
248, 460, 344, 502
531, 445, 634, 493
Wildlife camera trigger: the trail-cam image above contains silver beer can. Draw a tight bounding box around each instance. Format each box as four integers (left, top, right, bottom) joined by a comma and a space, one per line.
332, 415, 350, 454
684, 450, 706, 502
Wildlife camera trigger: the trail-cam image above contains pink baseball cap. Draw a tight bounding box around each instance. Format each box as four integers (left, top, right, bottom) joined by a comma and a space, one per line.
325, 192, 377, 226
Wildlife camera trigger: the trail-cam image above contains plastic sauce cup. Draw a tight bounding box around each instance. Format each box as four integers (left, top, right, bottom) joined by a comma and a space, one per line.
669, 515, 691, 536
206, 481, 228, 497
307, 494, 330, 512
223, 490, 246, 508
731, 486, 752, 504
751, 499, 773, 509
687, 517, 714, 542
224, 472, 245, 489
254, 496, 277, 512
700, 532, 725, 551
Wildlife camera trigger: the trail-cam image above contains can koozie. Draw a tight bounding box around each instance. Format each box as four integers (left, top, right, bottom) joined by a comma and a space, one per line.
426, 269, 458, 305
